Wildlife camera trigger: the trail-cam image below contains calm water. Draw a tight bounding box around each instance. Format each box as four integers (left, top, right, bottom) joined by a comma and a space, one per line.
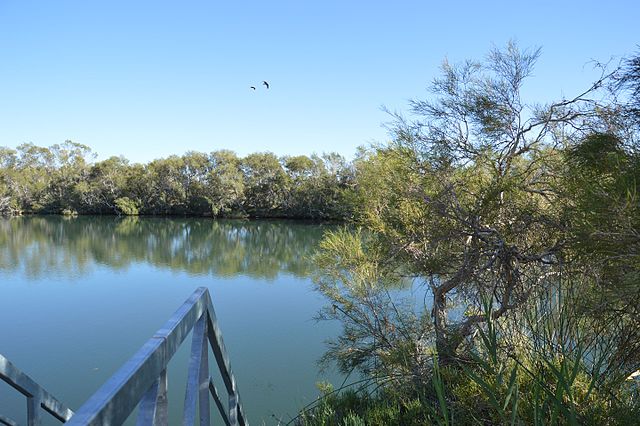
0, 216, 341, 425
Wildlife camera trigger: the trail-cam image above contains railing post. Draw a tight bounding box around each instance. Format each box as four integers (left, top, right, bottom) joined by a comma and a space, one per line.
27, 392, 41, 426
228, 393, 238, 426
208, 378, 231, 426
45, 287, 247, 426
199, 314, 210, 426
156, 369, 168, 425
1, 353, 74, 423
183, 313, 209, 426
136, 368, 168, 426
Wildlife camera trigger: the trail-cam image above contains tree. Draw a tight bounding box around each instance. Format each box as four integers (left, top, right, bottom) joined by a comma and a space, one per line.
242, 152, 290, 217
47, 140, 94, 213
180, 151, 213, 215
561, 132, 640, 373
0, 148, 18, 215
84, 156, 131, 213
316, 42, 617, 368
285, 155, 316, 180
615, 47, 640, 123
144, 156, 187, 214
207, 150, 245, 217
309, 43, 640, 425
14, 143, 55, 211
283, 153, 354, 219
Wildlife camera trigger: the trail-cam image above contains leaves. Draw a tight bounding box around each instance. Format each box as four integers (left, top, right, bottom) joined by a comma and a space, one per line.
0, 144, 355, 219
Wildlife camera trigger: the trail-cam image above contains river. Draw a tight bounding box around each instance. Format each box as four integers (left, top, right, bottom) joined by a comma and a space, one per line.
0, 216, 342, 425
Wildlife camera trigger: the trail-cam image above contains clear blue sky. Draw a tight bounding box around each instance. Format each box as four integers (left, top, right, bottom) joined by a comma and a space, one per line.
0, 1, 637, 163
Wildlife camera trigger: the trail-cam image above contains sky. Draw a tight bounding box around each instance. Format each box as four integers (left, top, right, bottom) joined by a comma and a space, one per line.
0, 1, 638, 163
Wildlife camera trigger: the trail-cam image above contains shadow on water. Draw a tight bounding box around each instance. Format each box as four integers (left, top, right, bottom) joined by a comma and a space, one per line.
0, 216, 333, 280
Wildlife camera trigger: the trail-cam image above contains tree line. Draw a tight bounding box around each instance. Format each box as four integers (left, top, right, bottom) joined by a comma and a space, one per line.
0, 145, 354, 220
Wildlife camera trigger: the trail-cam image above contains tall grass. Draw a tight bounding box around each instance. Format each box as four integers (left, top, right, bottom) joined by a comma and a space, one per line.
296, 289, 640, 425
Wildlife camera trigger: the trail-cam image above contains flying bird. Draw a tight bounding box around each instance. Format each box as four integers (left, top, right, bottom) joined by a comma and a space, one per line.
250, 86, 256, 90
262, 81, 269, 89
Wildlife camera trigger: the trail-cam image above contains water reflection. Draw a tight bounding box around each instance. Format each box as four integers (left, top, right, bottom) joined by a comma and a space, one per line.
0, 216, 340, 425
0, 216, 331, 279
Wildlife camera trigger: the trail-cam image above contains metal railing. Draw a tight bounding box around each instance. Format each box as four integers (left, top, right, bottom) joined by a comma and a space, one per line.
1, 287, 247, 425
0, 353, 74, 425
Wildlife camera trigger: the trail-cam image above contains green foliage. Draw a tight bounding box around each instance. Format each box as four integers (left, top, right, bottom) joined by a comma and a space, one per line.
207, 150, 245, 217
560, 132, 640, 375
615, 47, 640, 123
0, 145, 355, 220
242, 152, 291, 216
114, 197, 139, 215
298, 388, 432, 426
313, 228, 425, 377
307, 43, 640, 425
284, 154, 354, 219
300, 291, 640, 425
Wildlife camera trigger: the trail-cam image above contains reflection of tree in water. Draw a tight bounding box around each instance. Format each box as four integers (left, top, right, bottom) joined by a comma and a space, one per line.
0, 217, 333, 279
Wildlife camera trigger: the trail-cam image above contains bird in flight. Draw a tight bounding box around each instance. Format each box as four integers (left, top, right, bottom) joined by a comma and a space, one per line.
250, 86, 256, 90
262, 81, 269, 89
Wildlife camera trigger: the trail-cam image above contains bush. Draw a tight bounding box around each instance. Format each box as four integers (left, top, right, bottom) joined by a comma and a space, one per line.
298, 291, 640, 425
0, 196, 21, 216
114, 197, 139, 215
298, 389, 431, 426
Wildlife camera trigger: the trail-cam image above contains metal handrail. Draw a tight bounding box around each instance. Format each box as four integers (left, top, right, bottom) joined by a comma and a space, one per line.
0, 353, 75, 425
67, 286, 247, 425
1, 287, 245, 425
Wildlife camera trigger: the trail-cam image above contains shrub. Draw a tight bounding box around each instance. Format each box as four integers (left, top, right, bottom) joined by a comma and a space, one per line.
114, 197, 139, 215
